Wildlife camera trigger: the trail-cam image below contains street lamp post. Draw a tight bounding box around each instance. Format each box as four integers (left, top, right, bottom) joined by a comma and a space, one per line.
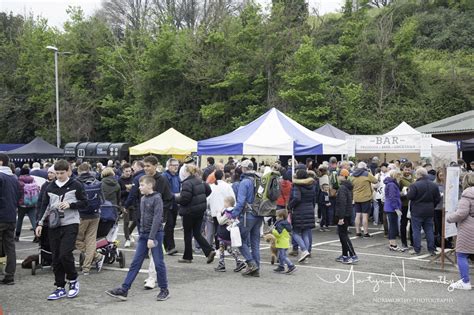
46, 46, 61, 148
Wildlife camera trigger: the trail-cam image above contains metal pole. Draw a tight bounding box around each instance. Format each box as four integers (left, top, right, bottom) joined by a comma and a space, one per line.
291, 154, 295, 179
54, 51, 60, 148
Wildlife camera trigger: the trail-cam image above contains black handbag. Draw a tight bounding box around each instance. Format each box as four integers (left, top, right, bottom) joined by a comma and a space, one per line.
47, 195, 64, 229
47, 206, 61, 229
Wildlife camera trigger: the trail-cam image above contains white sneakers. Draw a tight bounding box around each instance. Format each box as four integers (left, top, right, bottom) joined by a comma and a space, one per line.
449, 279, 472, 291
298, 251, 310, 263
144, 277, 156, 290
124, 240, 131, 248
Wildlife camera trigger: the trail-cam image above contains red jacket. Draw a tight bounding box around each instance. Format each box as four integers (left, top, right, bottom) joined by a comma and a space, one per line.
277, 179, 292, 208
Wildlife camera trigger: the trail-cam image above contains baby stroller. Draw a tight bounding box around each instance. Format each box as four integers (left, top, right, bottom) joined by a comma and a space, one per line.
79, 202, 126, 269
31, 226, 53, 275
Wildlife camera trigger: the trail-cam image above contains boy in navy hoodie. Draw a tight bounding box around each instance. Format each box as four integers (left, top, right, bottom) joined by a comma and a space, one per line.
106, 175, 169, 301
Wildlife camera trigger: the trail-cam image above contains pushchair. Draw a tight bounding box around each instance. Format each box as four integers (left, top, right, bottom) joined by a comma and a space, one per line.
31, 226, 53, 275
79, 202, 126, 269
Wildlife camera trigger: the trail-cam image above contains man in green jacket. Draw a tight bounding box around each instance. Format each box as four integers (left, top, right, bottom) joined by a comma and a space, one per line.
352, 162, 378, 238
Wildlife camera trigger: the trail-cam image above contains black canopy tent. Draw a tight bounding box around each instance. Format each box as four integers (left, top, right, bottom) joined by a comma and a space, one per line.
7, 137, 64, 159
461, 138, 474, 170
461, 138, 474, 151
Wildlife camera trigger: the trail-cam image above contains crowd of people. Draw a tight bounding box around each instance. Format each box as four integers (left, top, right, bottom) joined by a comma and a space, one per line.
1, 152, 473, 302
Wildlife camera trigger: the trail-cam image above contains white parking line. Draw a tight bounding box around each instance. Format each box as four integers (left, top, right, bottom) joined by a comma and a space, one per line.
312, 231, 384, 247
100, 257, 449, 288
314, 248, 430, 262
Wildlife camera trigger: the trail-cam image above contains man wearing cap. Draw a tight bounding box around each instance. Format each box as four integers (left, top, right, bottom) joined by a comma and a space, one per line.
352, 161, 378, 237
0, 153, 21, 285
231, 159, 261, 277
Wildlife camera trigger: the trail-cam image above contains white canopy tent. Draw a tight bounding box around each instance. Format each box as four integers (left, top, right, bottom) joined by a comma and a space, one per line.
348, 122, 457, 167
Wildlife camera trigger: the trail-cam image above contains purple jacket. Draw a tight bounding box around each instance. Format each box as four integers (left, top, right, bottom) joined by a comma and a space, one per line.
384, 177, 401, 213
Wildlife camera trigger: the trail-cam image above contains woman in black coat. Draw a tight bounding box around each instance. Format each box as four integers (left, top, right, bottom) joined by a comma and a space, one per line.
176, 164, 215, 263
288, 169, 316, 263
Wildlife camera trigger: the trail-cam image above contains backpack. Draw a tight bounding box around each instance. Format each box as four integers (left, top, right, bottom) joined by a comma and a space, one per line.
82, 179, 103, 215
250, 171, 281, 217
100, 200, 118, 223
329, 170, 339, 198
23, 182, 40, 207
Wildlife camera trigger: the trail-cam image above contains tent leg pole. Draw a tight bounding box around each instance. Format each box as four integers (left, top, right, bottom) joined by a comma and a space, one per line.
292, 154, 295, 179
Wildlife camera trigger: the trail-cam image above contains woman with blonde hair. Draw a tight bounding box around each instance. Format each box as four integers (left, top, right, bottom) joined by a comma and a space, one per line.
447, 173, 474, 291
384, 170, 405, 252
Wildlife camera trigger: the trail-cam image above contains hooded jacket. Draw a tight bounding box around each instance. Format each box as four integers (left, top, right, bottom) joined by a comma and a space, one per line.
447, 186, 474, 254
0, 166, 21, 223
140, 192, 164, 238
407, 176, 441, 218
39, 178, 88, 227
288, 177, 316, 230
101, 175, 121, 206
351, 168, 377, 203
231, 172, 257, 218
177, 175, 211, 216
383, 177, 401, 213
153, 172, 173, 211
335, 180, 353, 219
272, 219, 293, 249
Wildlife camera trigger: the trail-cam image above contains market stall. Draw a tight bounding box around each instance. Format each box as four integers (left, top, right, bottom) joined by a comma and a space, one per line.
129, 128, 197, 160
347, 122, 458, 167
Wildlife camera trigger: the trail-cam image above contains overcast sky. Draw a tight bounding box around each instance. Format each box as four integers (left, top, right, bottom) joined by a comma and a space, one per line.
1, 0, 345, 29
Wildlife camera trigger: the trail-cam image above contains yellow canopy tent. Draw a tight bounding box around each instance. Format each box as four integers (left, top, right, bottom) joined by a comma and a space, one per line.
129, 128, 197, 157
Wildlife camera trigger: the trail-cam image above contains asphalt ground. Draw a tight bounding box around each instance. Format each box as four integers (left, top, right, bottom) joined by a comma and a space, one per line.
1, 217, 472, 314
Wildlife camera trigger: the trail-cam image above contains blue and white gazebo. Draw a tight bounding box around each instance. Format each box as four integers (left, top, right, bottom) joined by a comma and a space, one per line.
197, 108, 323, 156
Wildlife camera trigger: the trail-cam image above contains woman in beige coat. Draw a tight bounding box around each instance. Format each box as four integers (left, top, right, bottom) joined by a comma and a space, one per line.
447, 173, 474, 291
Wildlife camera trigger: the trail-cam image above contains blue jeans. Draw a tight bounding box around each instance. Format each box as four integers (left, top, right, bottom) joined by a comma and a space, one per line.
122, 231, 167, 291
457, 253, 470, 283
292, 228, 312, 252
16, 206, 36, 237
411, 216, 435, 253
277, 249, 294, 268
239, 213, 263, 267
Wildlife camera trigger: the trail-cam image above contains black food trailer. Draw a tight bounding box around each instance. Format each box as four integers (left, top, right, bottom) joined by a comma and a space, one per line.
64, 142, 130, 162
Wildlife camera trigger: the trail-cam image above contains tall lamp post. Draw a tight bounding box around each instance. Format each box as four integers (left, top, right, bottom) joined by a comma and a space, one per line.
46, 46, 71, 148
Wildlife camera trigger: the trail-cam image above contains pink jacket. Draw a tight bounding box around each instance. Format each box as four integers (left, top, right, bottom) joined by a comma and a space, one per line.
447, 186, 474, 254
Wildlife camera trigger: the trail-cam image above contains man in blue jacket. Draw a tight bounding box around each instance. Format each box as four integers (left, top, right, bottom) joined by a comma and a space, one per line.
162, 158, 180, 256
231, 160, 261, 277
0, 153, 21, 285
